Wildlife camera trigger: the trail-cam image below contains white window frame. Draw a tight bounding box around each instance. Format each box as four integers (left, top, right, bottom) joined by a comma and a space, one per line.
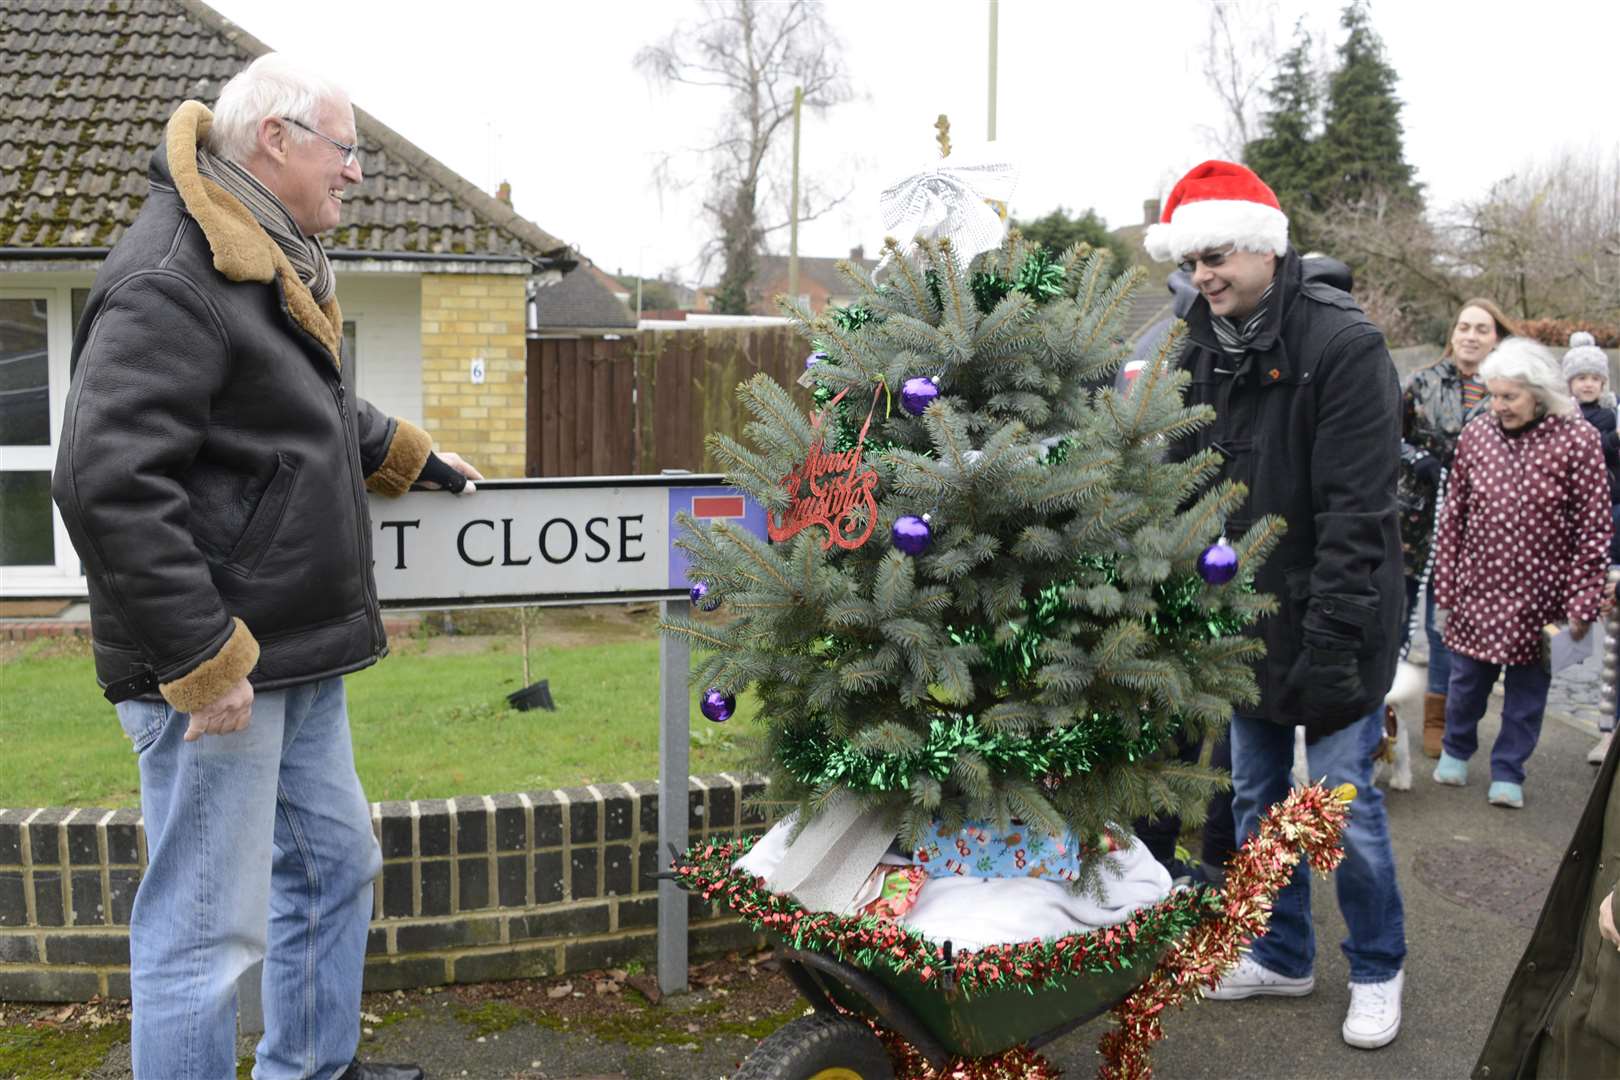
0, 284, 88, 595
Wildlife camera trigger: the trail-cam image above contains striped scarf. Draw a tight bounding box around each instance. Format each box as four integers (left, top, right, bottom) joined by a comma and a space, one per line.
1210, 280, 1276, 359
195, 148, 335, 304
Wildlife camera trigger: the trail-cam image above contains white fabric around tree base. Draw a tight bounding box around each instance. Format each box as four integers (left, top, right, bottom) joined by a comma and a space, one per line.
736, 817, 1173, 953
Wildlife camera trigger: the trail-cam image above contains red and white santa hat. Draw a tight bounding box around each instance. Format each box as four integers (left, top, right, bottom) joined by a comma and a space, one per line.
1143, 160, 1289, 263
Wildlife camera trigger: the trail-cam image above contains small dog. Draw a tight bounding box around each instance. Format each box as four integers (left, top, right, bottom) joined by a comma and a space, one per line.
1291, 660, 1424, 791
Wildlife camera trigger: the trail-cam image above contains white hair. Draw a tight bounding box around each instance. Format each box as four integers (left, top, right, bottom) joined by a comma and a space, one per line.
1480, 336, 1575, 418
208, 54, 349, 165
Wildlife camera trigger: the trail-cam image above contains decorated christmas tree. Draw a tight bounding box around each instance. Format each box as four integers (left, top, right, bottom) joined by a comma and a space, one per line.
663, 207, 1283, 882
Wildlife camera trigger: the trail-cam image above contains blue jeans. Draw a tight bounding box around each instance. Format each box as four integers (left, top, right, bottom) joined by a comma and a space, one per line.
116, 678, 380, 1080
1443, 652, 1552, 784
1402, 576, 1451, 695
1230, 711, 1406, 983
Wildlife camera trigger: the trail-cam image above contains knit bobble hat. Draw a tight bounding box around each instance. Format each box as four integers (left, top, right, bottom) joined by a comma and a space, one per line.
1143, 160, 1290, 263
1562, 330, 1610, 384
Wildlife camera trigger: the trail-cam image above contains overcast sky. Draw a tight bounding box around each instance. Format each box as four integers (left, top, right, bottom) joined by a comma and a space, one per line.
207, 0, 1617, 285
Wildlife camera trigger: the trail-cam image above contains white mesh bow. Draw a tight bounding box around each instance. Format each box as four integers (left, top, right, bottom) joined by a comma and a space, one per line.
878, 157, 1019, 264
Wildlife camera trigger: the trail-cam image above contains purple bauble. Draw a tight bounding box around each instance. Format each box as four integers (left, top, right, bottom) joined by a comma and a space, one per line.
892, 513, 933, 557
805, 351, 829, 370
699, 688, 736, 723
900, 375, 941, 416
689, 581, 720, 611
1197, 538, 1240, 585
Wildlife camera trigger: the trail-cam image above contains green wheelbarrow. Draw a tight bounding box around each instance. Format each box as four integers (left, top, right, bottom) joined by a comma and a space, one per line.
733, 934, 1167, 1080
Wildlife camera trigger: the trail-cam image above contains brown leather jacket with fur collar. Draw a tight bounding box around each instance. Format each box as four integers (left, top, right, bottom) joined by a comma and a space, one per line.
53, 102, 432, 712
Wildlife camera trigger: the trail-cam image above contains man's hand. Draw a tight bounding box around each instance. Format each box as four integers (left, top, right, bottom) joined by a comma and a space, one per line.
183, 677, 254, 742
1601, 890, 1618, 949
430, 452, 483, 495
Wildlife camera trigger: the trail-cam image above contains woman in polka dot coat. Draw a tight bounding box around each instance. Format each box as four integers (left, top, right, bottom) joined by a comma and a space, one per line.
1432, 337, 1613, 808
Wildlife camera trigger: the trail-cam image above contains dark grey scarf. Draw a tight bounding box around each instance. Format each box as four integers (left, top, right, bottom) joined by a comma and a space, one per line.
195, 147, 335, 304
1211, 279, 1276, 359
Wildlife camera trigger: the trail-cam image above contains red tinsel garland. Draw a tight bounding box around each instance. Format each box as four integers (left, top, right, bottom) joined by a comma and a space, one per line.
679, 782, 1348, 1080
1095, 782, 1354, 1079
871, 1019, 1062, 1080
671, 837, 1216, 998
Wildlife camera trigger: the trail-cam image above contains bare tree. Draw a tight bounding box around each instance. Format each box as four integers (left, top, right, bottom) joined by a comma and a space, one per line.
1197, 0, 1280, 158
637, 1, 852, 314
1307, 189, 1460, 345
1445, 146, 1620, 323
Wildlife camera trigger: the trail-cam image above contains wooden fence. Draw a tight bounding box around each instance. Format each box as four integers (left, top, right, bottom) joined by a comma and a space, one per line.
526, 326, 812, 477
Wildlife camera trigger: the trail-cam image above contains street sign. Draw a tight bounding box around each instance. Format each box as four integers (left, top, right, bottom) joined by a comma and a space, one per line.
361, 471, 766, 999
368, 474, 767, 608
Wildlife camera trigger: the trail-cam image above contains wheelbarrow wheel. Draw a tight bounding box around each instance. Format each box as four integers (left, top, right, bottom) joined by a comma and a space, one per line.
734, 1013, 895, 1080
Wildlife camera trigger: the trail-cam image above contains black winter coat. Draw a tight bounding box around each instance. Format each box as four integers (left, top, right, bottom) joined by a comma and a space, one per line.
1169, 249, 1404, 736
52, 102, 431, 712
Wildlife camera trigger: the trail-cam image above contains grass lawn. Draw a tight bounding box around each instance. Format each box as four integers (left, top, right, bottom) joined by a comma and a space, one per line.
0, 612, 764, 808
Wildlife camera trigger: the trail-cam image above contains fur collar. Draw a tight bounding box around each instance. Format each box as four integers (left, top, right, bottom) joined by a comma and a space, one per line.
165, 101, 343, 369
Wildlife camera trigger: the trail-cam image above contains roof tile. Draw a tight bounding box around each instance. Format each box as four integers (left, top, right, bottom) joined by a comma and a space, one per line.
2, 0, 565, 261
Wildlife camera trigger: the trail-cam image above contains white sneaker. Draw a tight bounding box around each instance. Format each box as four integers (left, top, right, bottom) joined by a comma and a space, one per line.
1589, 732, 1613, 765
1203, 955, 1316, 1000
1342, 970, 1403, 1049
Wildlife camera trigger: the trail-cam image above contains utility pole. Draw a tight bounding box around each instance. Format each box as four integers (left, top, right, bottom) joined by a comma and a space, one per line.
987, 0, 998, 142
788, 85, 803, 305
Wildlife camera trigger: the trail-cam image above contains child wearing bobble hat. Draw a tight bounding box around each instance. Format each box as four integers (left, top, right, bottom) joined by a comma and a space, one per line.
1563, 331, 1620, 553
1566, 330, 1620, 765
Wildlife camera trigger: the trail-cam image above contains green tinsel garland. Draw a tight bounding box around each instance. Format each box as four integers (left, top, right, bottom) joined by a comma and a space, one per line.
951, 569, 1252, 690
779, 711, 1173, 793
970, 247, 1066, 313
781, 565, 1254, 792
672, 835, 1217, 997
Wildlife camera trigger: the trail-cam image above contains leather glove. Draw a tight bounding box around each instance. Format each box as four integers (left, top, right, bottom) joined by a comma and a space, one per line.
1411, 453, 1442, 486
1289, 644, 1367, 733
412, 451, 468, 493
1288, 603, 1368, 731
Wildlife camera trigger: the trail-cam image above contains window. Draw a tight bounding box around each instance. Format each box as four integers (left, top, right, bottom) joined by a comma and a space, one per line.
0, 297, 51, 446
0, 286, 89, 588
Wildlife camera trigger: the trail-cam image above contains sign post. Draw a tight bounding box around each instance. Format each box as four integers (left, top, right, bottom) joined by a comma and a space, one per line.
373, 475, 762, 997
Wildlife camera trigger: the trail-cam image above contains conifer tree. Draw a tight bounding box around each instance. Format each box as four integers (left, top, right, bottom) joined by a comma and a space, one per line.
662, 235, 1282, 863
1317, 0, 1420, 208
1243, 21, 1322, 234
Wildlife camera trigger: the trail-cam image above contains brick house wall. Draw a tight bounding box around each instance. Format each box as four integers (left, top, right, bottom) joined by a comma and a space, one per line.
420, 274, 529, 478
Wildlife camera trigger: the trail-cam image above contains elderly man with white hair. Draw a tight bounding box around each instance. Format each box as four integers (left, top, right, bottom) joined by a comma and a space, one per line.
1431, 336, 1613, 809
52, 54, 479, 1079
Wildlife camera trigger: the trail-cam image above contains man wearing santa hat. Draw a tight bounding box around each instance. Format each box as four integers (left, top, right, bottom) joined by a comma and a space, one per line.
1145, 160, 1407, 1049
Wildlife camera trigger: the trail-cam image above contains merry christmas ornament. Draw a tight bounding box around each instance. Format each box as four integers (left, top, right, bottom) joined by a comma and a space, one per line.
1197, 537, 1239, 585
892, 513, 933, 556
689, 581, 720, 611
900, 375, 941, 416
767, 385, 882, 551
699, 688, 736, 723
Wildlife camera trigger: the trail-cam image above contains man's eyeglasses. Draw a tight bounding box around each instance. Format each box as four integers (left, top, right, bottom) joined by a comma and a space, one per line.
1177, 246, 1236, 275
281, 116, 359, 168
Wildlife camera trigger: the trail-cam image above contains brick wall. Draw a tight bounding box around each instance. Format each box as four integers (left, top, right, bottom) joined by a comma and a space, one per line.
420, 274, 528, 478
0, 775, 771, 1003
